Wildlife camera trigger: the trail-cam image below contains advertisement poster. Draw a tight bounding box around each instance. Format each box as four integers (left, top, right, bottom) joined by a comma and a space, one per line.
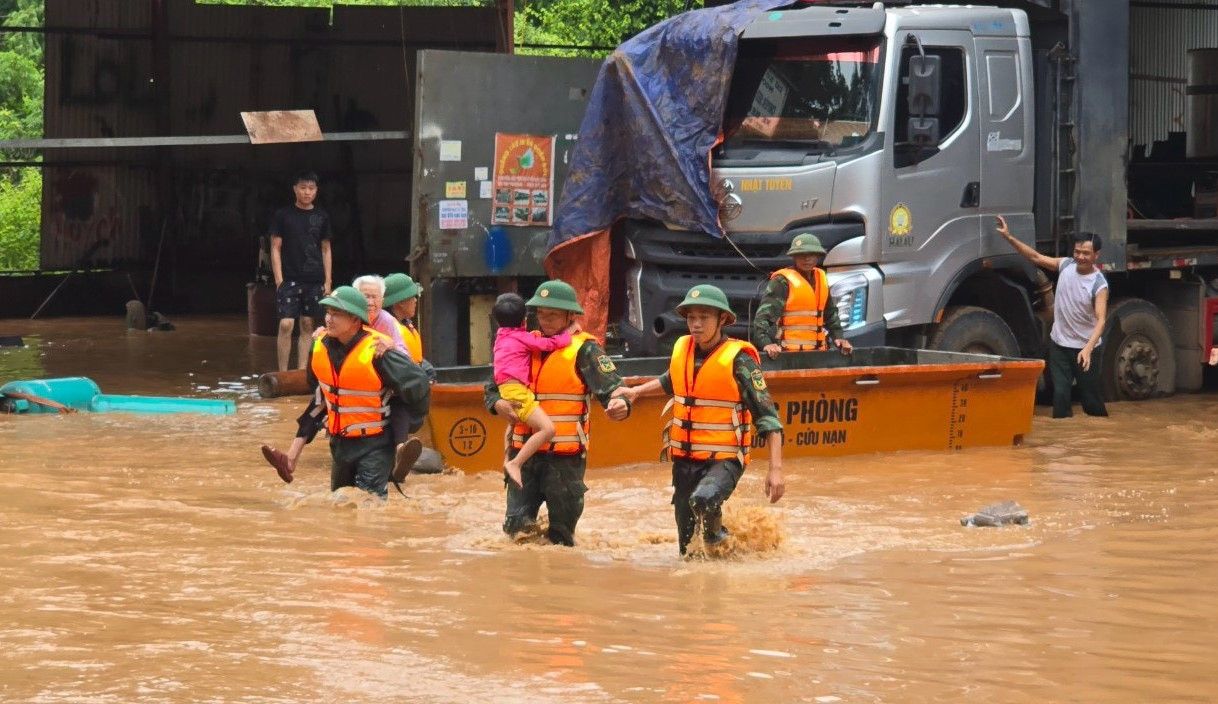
491, 133, 556, 227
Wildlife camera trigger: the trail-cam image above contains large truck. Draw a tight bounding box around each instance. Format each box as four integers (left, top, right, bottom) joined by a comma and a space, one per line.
616, 0, 1218, 401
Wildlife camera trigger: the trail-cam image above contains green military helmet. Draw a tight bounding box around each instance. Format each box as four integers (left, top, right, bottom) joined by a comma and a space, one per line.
383, 273, 422, 306
525, 279, 584, 314
786, 232, 827, 256
675, 284, 736, 325
318, 285, 370, 324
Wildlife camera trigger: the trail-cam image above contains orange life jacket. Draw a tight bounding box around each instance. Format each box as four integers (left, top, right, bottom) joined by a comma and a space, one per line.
311, 327, 392, 438
665, 335, 757, 465
398, 320, 423, 363
510, 332, 593, 456
772, 267, 830, 351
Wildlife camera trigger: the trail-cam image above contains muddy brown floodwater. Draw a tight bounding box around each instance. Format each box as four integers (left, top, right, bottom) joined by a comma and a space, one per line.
2, 316, 1217, 702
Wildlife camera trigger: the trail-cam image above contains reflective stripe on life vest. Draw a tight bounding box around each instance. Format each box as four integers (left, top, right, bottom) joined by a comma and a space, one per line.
664, 334, 757, 465
773, 267, 830, 351
311, 327, 392, 438
510, 332, 594, 456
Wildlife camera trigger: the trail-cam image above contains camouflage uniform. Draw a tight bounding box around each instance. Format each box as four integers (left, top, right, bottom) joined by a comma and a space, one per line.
297, 330, 431, 498
750, 272, 845, 349
483, 338, 624, 546
659, 343, 783, 554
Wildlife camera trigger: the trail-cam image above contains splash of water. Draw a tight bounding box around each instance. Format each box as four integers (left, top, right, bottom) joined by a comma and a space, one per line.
686, 504, 785, 560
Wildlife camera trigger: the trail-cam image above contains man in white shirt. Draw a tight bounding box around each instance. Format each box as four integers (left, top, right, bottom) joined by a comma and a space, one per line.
996, 217, 1109, 418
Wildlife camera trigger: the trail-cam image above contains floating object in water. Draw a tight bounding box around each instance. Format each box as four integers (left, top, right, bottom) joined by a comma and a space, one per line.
0, 377, 235, 415
960, 500, 1029, 527
147, 311, 175, 332
125, 300, 147, 330
0, 335, 23, 348
257, 369, 310, 398
412, 447, 445, 475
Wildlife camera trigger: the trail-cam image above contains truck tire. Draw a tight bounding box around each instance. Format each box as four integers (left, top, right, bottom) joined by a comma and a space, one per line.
928, 306, 1020, 357
1101, 298, 1176, 401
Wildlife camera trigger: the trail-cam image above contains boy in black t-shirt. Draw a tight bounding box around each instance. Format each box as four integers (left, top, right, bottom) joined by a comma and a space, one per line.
269, 171, 333, 371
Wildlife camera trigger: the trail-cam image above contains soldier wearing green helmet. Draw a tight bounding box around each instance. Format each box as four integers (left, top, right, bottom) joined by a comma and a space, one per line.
483, 279, 631, 546
752, 231, 853, 358
382, 273, 426, 366
259, 285, 431, 498
615, 284, 785, 556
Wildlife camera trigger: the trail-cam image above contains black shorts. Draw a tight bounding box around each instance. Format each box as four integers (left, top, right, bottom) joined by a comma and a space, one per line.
276, 281, 325, 321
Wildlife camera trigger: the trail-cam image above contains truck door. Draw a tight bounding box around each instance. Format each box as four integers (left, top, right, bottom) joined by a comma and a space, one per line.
975, 35, 1034, 257
881, 31, 980, 329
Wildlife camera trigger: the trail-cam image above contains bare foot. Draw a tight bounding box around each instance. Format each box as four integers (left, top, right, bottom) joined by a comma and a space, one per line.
503, 460, 524, 489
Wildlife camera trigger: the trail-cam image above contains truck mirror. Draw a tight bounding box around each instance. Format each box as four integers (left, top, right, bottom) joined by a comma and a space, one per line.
908, 116, 940, 147
907, 54, 941, 116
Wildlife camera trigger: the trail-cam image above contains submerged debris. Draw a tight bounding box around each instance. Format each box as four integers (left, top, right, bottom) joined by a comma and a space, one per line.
961, 500, 1029, 527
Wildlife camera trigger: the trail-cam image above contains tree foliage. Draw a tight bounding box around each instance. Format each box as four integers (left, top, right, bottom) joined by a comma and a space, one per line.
0, 168, 41, 271
517, 0, 698, 56
204, 0, 699, 56
0, 0, 43, 270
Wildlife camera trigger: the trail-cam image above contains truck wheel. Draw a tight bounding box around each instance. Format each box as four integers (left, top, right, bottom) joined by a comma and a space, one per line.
928, 306, 1020, 357
1101, 298, 1175, 401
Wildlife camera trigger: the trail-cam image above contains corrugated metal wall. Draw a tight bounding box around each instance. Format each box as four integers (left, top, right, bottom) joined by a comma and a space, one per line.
1130, 0, 1218, 151
41, 0, 157, 269
41, 0, 503, 278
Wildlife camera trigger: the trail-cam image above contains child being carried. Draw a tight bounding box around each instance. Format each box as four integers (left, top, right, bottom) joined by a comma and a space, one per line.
491, 293, 576, 488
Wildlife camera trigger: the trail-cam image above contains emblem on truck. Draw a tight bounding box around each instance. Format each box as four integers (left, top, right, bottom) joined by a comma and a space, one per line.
888, 203, 913, 247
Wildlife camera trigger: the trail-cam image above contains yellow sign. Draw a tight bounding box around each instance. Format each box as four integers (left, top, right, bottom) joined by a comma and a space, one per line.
445, 181, 467, 198
740, 177, 793, 193
889, 203, 912, 236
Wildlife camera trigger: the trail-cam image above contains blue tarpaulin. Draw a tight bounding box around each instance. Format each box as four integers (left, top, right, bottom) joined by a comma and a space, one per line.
545, 0, 793, 337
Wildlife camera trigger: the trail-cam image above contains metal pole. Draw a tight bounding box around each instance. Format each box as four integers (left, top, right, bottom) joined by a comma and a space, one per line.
146, 218, 168, 313
29, 273, 73, 320
1052, 51, 1061, 256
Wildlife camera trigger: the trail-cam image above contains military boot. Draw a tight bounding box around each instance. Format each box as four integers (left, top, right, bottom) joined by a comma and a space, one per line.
689, 492, 729, 546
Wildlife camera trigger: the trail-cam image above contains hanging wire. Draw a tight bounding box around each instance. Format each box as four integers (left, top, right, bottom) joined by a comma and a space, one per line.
398, 3, 411, 121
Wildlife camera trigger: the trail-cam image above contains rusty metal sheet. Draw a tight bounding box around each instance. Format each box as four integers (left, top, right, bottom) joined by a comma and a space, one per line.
240, 110, 323, 145
39, 0, 500, 275
411, 50, 601, 279
1130, 2, 1218, 149
39, 164, 153, 270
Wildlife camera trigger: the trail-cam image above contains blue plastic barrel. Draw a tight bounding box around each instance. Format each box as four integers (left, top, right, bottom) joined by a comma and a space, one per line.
484, 225, 512, 273
1, 377, 236, 415
90, 394, 235, 415
0, 377, 101, 413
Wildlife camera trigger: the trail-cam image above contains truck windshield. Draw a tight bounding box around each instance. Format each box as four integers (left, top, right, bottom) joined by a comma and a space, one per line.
721, 36, 883, 156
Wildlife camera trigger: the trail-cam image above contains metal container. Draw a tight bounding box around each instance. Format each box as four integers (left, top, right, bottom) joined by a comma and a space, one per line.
424, 348, 1046, 473
246, 282, 278, 337
1187, 48, 1218, 158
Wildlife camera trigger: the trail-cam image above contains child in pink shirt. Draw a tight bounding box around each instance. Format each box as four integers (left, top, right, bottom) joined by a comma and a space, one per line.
492, 293, 574, 488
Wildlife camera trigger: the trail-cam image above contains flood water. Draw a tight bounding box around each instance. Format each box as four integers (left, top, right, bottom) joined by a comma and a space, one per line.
2, 316, 1217, 702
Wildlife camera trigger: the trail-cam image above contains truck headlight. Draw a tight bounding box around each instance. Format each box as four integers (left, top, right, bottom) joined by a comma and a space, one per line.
831, 273, 869, 330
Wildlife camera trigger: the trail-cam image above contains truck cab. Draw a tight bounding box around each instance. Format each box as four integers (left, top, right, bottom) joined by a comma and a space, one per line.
619, 4, 1039, 360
